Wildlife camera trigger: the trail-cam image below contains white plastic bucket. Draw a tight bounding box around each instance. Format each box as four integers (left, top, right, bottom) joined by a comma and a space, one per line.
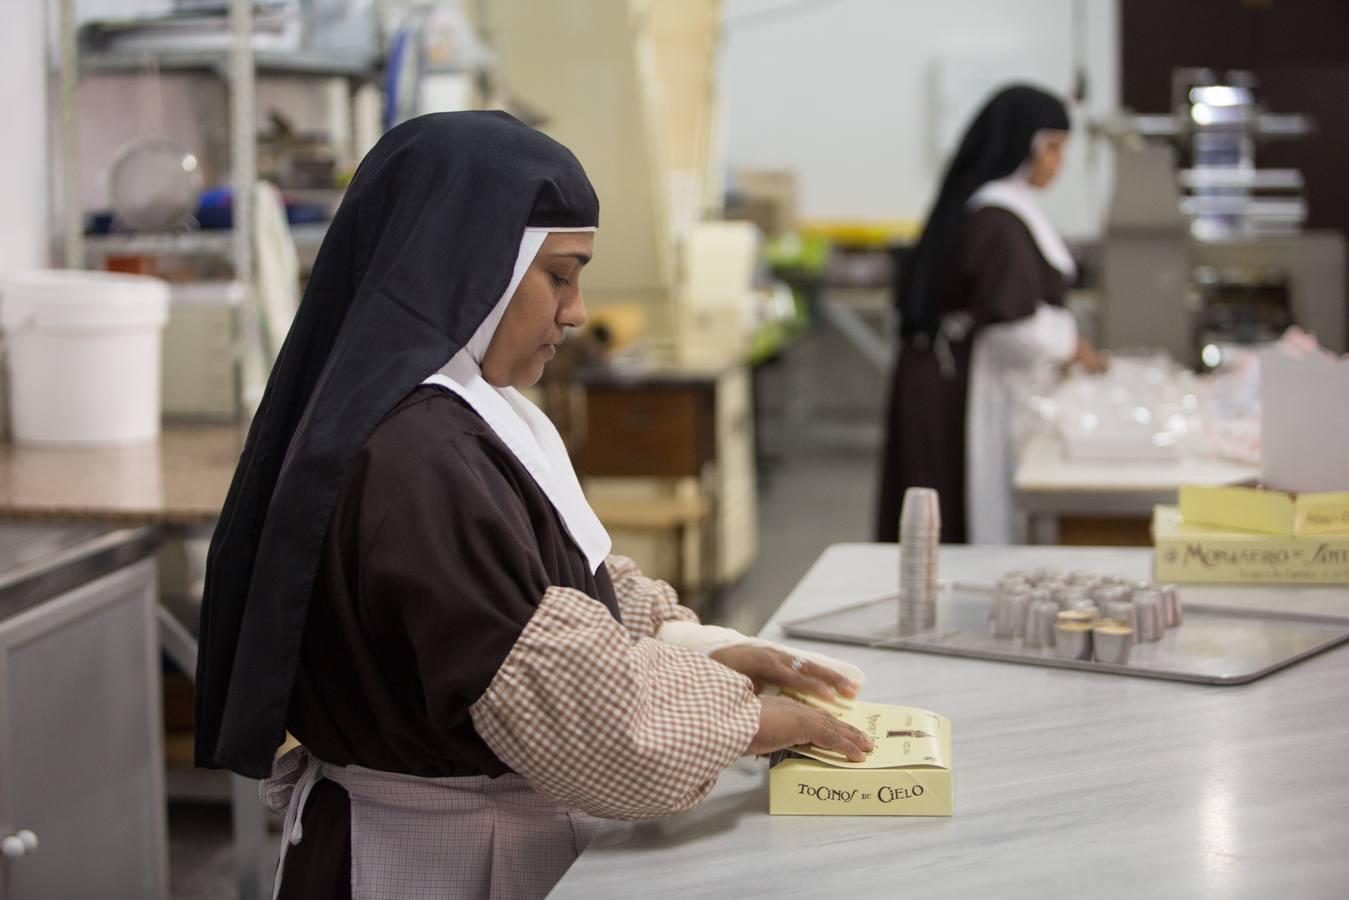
0, 270, 170, 446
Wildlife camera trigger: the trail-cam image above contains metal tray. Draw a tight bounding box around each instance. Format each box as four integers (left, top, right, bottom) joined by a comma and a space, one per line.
781, 587, 1349, 685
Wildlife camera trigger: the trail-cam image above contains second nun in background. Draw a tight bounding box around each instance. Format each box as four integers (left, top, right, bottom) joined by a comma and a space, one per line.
876, 84, 1106, 546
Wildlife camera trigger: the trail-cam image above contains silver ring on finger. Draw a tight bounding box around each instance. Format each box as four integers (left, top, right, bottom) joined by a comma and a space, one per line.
791, 656, 805, 672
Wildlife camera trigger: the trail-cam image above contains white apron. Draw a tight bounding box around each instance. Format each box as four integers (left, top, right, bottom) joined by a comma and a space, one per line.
263, 747, 602, 900
962, 179, 1078, 544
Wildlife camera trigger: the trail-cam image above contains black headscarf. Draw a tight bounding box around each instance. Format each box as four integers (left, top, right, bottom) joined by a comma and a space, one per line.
195, 111, 600, 777
896, 84, 1070, 337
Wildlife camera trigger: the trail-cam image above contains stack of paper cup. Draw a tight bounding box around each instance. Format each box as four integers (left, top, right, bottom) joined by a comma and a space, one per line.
898, 487, 940, 635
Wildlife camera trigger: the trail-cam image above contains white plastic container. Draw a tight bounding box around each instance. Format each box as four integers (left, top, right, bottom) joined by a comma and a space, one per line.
0, 270, 170, 446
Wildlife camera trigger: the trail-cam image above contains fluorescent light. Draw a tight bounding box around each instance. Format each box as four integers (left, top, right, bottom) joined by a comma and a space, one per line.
1191, 85, 1243, 107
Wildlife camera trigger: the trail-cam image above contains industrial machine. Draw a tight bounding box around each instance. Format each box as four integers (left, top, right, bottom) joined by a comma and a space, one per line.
1096, 69, 1345, 368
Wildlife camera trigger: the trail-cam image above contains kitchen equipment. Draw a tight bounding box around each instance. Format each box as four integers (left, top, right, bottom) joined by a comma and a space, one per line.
108, 137, 203, 232
1193, 265, 1293, 370
1096, 69, 1344, 366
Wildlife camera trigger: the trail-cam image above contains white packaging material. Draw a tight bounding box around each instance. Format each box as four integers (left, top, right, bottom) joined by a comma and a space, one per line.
1261, 345, 1349, 492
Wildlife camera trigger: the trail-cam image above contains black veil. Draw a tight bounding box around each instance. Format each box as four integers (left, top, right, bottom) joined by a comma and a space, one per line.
195, 111, 599, 776
895, 85, 1069, 336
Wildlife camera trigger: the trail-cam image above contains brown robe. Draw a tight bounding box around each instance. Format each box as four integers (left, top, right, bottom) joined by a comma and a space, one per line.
277, 386, 621, 898
875, 206, 1068, 543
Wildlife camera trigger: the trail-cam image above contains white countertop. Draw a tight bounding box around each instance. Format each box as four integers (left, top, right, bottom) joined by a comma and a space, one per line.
1014, 432, 1259, 496
550, 544, 1349, 900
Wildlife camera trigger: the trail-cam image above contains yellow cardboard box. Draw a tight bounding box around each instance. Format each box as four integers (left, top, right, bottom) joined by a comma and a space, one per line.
1153, 505, 1349, 584
768, 698, 952, 817
1178, 484, 1349, 537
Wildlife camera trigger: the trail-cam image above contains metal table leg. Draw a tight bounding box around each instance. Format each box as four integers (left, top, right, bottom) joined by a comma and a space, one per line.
231, 774, 269, 900
156, 602, 271, 899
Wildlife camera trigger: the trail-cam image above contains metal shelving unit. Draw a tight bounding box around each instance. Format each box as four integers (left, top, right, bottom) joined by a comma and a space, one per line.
57, 0, 261, 278
83, 221, 330, 268
52, 6, 379, 899
82, 228, 238, 258
57, 0, 381, 278
57, 0, 385, 420
82, 46, 380, 78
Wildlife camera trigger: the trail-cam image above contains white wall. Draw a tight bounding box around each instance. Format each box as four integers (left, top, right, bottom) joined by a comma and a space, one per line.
1, 0, 52, 272
719, 0, 1119, 239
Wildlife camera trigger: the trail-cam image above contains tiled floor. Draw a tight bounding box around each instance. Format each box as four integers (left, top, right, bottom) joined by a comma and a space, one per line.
712, 447, 879, 635
714, 304, 887, 633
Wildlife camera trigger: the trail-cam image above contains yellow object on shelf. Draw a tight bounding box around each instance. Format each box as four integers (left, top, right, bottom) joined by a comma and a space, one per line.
768, 696, 952, 817
1153, 505, 1349, 584
1178, 484, 1349, 537
798, 218, 922, 248
585, 303, 648, 351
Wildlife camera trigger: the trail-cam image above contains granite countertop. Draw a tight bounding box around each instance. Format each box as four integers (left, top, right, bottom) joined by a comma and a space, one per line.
0, 424, 247, 526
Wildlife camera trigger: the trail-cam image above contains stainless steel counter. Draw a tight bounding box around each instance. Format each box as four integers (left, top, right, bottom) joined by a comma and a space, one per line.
0, 523, 158, 621
0, 521, 166, 897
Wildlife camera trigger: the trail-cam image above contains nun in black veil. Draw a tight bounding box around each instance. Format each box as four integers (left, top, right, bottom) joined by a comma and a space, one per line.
194, 112, 871, 898
875, 85, 1106, 546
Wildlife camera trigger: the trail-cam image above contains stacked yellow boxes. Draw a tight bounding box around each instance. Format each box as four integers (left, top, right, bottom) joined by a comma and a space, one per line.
1153, 486, 1349, 584
1178, 484, 1349, 537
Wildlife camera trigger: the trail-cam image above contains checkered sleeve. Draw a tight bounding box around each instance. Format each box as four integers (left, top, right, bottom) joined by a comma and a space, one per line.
604, 554, 700, 641
470, 585, 761, 821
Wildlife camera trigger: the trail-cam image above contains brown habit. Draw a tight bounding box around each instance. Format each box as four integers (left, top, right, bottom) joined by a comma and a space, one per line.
276, 386, 620, 898
875, 206, 1068, 543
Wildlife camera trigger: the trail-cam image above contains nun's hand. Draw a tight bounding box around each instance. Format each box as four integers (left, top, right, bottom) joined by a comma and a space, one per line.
710, 645, 860, 701
1071, 338, 1108, 375
747, 695, 873, 761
